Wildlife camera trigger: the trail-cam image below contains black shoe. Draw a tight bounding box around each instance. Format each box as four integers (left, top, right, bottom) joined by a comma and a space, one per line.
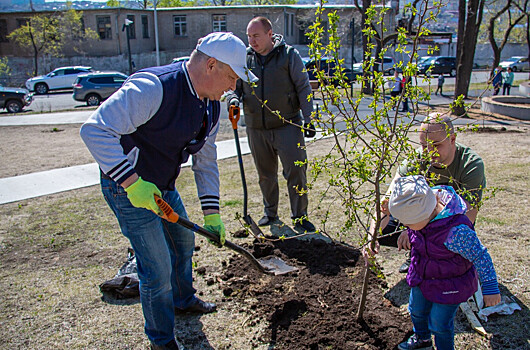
258, 215, 277, 226
294, 217, 316, 232
397, 334, 432, 350
175, 298, 216, 314
151, 339, 179, 350
399, 256, 411, 273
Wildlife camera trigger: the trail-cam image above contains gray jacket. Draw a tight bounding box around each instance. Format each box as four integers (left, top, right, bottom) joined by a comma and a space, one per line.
229, 34, 313, 129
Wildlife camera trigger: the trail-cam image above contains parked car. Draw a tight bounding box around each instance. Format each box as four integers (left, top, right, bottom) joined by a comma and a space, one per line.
417, 56, 457, 77
73, 71, 128, 106
302, 57, 355, 85
352, 57, 400, 77
25, 66, 93, 95
0, 85, 33, 113
499, 56, 529, 72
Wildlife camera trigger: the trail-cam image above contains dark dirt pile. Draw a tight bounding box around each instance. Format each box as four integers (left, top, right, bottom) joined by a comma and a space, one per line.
219, 238, 412, 349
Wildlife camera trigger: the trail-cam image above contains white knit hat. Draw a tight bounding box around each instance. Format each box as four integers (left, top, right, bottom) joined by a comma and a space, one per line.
388, 175, 437, 225
197, 32, 258, 83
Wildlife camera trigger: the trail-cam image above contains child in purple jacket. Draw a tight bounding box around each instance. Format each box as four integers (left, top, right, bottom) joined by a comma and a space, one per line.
384, 175, 501, 350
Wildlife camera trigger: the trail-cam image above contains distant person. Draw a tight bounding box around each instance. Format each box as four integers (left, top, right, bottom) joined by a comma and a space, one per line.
226, 16, 316, 232
502, 67, 514, 95
387, 175, 500, 350
390, 70, 402, 109
368, 113, 486, 274
80, 32, 257, 350
434, 74, 445, 96
491, 66, 502, 96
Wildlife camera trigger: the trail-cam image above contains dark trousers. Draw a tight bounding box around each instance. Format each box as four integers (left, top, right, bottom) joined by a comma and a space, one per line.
503, 83, 511, 95
435, 85, 443, 95
377, 218, 404, 247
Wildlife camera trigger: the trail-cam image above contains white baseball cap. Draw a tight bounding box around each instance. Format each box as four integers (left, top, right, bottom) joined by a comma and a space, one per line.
388, 175, 437, 225
197, 32, 258, 83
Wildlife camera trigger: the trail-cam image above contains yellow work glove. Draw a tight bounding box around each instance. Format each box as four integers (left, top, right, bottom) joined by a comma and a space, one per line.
203, 213, 226, 246
124, 177, 162, 215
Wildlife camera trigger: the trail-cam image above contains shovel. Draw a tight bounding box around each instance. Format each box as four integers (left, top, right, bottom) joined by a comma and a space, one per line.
154, 195, 297, 275
228, 105, 265, 237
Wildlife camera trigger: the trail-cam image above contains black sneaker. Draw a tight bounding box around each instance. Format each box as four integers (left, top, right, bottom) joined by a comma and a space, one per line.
258, 215, 277, 226
398, 334, 433, 350
293, 217, 316, 232
151, 339, 179, 350
399, 255, 411, 273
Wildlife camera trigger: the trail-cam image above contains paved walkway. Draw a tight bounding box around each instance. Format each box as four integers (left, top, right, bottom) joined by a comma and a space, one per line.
0, 95, 514, 204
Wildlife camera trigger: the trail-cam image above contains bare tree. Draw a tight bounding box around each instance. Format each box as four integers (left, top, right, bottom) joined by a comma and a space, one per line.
487, 0, 528, 76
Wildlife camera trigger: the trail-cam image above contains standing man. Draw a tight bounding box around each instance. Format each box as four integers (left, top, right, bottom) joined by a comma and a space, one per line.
434, 74, 445, 96
502, 67, 514, 95
227, 17, 316, 232
80, 32, 257, 350
369, 113, 486, 273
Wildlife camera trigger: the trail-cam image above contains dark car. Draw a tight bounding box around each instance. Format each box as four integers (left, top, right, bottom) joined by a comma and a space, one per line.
418, 56, 457, 77
73, 71, 128, 106
0, 85, 33, 113
302, 57, 355, 85
351, 57, 401, 79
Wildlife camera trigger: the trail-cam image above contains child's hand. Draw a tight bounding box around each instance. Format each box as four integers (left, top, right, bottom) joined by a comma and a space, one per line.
483, 294, 501, 307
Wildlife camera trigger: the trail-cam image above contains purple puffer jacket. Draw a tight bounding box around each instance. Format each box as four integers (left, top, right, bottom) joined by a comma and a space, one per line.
407, 214, 478, 304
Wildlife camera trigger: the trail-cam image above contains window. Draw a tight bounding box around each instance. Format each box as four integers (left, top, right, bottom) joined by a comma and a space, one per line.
127, 15, 136, 39
97, 16, 112, 40
0, 19, 7, 42
51, 69, 65, 77
64, 69, 78, 75
174, 15, 187, 37
89, 76, 114, 84
212, 15, 226, 32
284, 13, 294, 37
142, 15, 149, 38
113, 75, 128, 83
16, 18, 29, 28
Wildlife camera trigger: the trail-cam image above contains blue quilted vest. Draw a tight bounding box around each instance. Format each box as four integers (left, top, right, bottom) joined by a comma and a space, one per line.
119, 62, 220, 190
407, 214, 478, 304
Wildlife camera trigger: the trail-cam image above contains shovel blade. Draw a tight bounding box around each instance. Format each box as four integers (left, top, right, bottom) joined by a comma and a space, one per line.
243, 215, 265, 237
257, 256, 298, 275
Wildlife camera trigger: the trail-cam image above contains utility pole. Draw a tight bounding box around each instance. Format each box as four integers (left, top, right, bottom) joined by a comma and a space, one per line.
350, 17, 355, 96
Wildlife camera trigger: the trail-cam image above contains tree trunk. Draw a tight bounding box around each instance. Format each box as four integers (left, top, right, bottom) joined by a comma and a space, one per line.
453, 0, 485, 117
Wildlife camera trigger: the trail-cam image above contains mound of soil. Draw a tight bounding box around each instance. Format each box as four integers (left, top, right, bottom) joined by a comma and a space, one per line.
219, 238, 412, 349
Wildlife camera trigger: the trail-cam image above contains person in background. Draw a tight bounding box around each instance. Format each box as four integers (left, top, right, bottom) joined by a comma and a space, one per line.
369, 113, 486, 274
434, 74, 445, 96
502, 67, 514, 95
226, 16, 317, 232
387, 175, 500, 350
492, 66, 502, 96
80, 32, 258, 350
390, 70, 402, 109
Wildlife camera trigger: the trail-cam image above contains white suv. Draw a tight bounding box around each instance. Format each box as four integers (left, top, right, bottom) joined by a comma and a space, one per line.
25, 66, 93, 95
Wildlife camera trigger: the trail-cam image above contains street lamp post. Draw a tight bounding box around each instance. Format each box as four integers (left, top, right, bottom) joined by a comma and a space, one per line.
350, 17, 355, 96
123, 18, 133, 75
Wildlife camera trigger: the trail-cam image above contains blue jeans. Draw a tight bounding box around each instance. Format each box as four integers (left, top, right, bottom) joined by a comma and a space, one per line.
101, 175, 197, 345
409, 286, 460, 350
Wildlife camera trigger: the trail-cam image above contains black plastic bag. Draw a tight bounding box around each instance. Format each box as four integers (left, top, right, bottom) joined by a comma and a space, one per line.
99, 248, 140, 304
